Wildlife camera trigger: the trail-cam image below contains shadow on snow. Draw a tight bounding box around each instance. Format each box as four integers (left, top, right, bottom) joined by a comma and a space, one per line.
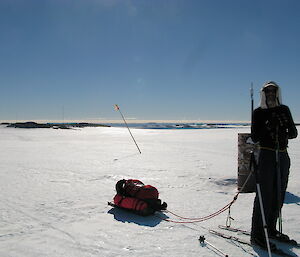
252, 245, 298, 257
285, 191, 300, 205
107, 207, 169, 227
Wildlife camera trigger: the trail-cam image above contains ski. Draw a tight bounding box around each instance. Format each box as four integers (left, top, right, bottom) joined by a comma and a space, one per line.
209, 229, 295, 257
218, 225, 250, 236
218, 225, 299, 248
209, 229, 251, 246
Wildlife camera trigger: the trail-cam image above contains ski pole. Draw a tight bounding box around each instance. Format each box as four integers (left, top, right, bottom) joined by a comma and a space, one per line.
251, 82, 254, 121
275, 125, 282, 234
251, 154, 272, 257
256, 184, 273, 257
114, 104, 141, 154
199, 235, 229, 257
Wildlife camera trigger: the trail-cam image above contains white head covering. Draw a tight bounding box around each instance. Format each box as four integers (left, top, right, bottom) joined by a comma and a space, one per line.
260, 81, 282, 109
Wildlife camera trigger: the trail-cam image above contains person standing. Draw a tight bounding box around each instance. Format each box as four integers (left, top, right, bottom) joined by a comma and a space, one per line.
250, 81, 298, 249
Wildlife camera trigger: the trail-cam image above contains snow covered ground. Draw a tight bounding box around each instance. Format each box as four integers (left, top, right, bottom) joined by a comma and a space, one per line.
0, 125, 299, 257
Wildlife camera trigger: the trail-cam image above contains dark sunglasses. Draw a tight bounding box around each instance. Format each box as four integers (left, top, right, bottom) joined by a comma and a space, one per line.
264, 87, 277, 93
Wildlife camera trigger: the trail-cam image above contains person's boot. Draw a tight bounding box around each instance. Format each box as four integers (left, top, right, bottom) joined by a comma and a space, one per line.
269, 230, 290, 242
250, 235, 277, 250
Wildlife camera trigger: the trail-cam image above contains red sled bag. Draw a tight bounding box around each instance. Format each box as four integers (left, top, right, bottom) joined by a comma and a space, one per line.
116, 179, 159, 200
113, 194, 155, 216
113, 179, 167, 216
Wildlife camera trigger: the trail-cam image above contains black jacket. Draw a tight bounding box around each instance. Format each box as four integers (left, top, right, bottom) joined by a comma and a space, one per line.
251, 105, 298, 150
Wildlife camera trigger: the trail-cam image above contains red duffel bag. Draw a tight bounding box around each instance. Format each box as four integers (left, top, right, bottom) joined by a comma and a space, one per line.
112, 179, 167, 216
113, 194, 155, 216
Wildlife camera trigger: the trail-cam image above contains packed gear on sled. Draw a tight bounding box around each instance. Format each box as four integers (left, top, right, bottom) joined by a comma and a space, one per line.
112, 179, 167, 216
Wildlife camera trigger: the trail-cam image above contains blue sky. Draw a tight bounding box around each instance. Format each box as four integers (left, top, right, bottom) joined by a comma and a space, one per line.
1, 0, 300, 122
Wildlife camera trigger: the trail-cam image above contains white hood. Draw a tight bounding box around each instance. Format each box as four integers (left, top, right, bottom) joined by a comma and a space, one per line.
260, 81, 282, 109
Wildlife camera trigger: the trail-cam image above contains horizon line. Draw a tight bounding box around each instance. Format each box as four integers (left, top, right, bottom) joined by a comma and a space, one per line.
0, 119, 251, 124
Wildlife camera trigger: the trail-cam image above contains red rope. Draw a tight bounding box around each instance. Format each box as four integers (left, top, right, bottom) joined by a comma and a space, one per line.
156, 193, 239, 224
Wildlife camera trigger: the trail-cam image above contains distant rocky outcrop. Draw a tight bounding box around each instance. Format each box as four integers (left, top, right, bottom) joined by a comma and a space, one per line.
7, 122, 110, 129
7, 122, 52, 128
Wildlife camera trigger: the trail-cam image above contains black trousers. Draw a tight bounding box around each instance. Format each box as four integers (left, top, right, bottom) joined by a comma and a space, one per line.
251, 149, 290, 238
